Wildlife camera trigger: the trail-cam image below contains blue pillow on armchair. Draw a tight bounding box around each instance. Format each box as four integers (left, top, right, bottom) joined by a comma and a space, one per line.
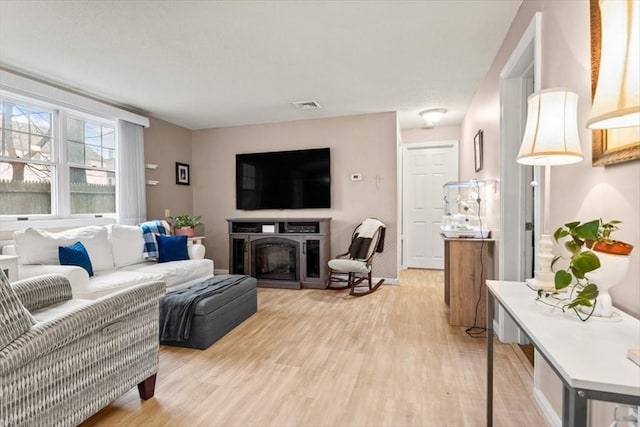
59, 241, 94, 276
156, 235, 189, 263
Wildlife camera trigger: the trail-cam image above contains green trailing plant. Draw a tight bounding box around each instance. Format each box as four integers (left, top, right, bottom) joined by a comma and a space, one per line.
168, 215, 201, 229
597, 219, 621, 244
537, 219, 621, 321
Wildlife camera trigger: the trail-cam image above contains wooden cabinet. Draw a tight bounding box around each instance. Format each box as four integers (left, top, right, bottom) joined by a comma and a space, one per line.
443, 236, 495, 328
227, 218, 331, 289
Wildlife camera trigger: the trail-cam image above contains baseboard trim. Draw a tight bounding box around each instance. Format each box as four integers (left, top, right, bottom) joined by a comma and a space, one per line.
533, 387, 561, 427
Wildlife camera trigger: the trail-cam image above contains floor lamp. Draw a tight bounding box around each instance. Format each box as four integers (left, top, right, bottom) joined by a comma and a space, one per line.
516, 89, 584, 290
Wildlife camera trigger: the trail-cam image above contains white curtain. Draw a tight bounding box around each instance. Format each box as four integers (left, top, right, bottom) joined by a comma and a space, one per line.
117, 120, 147, 225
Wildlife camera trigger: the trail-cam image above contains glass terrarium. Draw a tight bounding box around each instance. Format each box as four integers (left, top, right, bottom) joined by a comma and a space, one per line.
441, 180, 491, 238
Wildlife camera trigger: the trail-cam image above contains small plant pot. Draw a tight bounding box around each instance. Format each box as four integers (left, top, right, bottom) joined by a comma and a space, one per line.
586, 239, 634, 255
174, 227, 195, 237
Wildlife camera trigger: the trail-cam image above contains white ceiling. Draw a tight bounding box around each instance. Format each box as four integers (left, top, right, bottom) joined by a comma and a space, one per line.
0, 1, 522, 131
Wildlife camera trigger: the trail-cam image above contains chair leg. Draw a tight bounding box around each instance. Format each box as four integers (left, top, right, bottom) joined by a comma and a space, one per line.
326, 268, 351, 290
138, 374, 157, 400
328, 268, 383, 296
350, 275, 385, 297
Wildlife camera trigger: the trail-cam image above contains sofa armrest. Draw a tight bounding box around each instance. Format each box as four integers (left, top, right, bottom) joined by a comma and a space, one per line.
0, 280, 166, 375
18, 264, 90, 294
11, 274, 72, 311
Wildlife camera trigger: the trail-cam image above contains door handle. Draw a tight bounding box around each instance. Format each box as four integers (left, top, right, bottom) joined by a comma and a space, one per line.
525, 222, 534, 231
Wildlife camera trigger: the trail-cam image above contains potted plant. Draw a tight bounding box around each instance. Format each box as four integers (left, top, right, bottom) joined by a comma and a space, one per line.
168, 215, 202, 237
540, 219, 634, 321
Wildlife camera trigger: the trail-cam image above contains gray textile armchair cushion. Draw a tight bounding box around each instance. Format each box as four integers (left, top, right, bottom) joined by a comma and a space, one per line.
11, 273, 73, 311
0, 273, 165, 427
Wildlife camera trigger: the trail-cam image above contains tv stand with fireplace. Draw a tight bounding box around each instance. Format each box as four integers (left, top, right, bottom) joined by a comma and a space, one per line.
227, 218, 331, 289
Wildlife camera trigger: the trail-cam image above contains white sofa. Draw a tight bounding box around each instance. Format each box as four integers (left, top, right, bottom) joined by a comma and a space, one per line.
2, 224, 213, 299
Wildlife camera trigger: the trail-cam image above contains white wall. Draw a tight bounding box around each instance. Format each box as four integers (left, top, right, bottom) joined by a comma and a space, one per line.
401, 125, 460, 144
461, 1, 639, 425
462, 0, 639, 315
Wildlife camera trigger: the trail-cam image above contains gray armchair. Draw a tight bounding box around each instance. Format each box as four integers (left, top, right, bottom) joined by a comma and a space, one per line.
0, 271, 165, 426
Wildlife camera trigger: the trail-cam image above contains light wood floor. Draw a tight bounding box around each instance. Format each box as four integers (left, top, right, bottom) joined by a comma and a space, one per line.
83, 269, 546, 426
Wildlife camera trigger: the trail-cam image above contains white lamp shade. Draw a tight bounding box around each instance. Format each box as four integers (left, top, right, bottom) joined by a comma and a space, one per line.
517, 89, 584, 166
587, 0, 640, 129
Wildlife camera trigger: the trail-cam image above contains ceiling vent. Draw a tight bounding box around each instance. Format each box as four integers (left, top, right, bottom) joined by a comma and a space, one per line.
293, 100, 322, 110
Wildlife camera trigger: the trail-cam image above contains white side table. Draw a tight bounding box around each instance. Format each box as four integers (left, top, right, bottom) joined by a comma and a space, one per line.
188, 236, 206, 245
0, 255, 19, 282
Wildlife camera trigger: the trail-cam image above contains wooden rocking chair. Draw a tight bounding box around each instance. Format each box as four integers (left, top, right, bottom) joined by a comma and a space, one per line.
326, 218, 386, 296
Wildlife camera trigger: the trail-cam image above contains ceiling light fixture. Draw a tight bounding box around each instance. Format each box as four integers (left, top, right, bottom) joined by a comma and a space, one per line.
419, 108, 447, 127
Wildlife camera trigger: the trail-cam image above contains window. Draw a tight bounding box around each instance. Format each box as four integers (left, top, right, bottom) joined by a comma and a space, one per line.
0, 100, 54, 215
0, 96, 116, 218
66, 117, 116, 214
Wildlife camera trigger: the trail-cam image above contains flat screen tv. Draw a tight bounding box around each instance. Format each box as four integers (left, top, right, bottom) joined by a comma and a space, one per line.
236, 148, 331, 210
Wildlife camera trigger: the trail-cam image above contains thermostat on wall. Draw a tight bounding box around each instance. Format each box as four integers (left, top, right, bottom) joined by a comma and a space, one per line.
351, 173, 363, 181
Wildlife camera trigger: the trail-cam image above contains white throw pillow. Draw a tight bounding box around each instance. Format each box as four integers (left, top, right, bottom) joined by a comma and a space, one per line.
110, 224, 145, 268
13, 226, 115, 271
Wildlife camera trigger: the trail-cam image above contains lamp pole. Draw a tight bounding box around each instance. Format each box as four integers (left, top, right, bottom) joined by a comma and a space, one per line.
525, 161, 555, 289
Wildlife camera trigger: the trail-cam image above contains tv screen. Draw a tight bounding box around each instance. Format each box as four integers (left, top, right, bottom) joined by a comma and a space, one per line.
236, 148, 331, 210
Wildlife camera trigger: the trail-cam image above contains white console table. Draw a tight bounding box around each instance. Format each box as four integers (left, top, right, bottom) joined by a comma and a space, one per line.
486, 280, 640, 427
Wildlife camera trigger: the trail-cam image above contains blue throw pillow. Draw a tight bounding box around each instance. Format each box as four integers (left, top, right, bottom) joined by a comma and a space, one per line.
59, 241, 94, 276
156, 235, 189, 263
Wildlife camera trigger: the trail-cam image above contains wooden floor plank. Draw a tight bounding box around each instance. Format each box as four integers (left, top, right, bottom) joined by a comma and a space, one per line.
82, 268, 546, 426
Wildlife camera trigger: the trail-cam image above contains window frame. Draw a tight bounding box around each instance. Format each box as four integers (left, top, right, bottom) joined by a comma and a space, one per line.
0, 91, 118, 228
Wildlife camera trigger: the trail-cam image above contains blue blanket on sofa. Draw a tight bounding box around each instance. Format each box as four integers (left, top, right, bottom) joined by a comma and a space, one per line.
139, 220, 167, 260
159, 275, 248, 342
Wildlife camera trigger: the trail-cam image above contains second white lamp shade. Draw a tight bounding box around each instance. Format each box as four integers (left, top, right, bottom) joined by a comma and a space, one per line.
586, 0, 640, 129
517, 89, 584, 166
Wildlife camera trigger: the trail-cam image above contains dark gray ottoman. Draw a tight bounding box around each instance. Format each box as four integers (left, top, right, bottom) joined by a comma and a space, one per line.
161, 275, 257, 350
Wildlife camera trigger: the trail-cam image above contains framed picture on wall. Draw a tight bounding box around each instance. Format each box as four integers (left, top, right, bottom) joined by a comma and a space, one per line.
474, 130, 483, 172
176, 162, 190, 185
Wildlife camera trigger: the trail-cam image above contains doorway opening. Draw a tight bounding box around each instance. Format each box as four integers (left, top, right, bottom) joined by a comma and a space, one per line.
500, 13, 542, 283
497, 12, 542, 344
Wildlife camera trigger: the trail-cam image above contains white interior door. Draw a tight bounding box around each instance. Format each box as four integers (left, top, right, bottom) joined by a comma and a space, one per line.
402, 141, 458, 269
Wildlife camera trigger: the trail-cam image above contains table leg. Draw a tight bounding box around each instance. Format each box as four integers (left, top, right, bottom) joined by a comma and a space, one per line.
487, 291, 494, 427
562, 383, 588, 427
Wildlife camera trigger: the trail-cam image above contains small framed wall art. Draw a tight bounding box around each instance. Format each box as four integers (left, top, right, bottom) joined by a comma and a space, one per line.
474, 129, 483, 172
176, 162, 190, 185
